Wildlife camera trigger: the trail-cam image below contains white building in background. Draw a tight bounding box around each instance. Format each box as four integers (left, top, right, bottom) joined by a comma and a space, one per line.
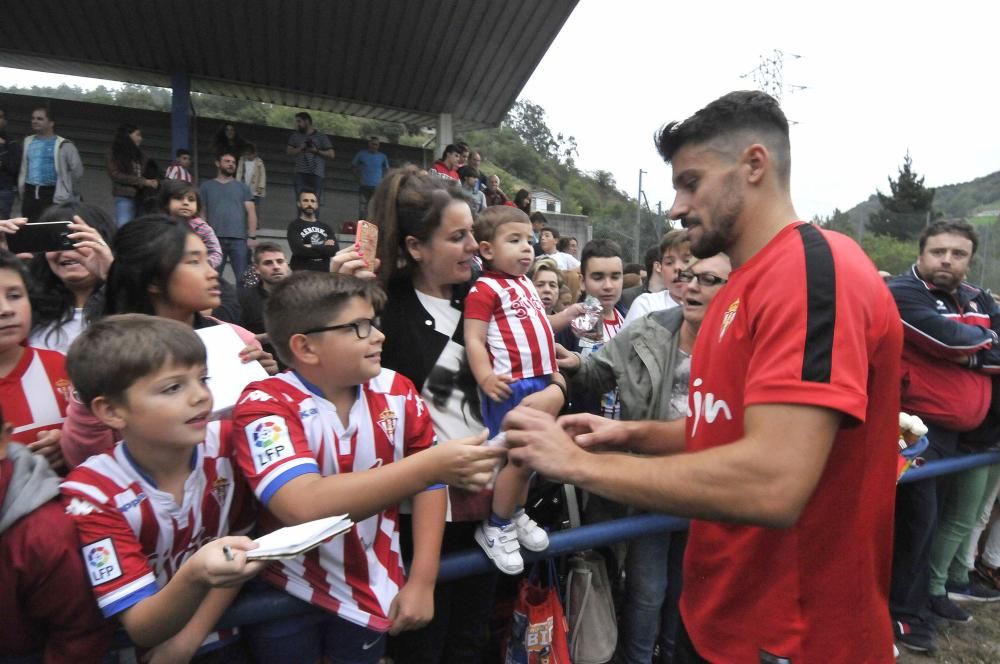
530, 189, 562, 214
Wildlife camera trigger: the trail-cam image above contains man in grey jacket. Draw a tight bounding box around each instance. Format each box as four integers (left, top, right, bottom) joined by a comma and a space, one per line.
556, 252, 731, 664
17, 106, 84, 222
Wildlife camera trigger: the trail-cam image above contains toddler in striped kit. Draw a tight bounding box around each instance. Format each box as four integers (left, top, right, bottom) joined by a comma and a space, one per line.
465, 206, 558, 574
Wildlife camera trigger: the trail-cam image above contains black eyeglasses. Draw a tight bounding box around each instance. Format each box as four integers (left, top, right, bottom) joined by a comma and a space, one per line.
300, 317, 381, 339
676, 270, 728, 287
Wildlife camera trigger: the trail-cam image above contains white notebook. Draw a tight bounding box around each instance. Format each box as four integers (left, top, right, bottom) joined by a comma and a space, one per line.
195, 325, 269, 419
247, 514, 354, 560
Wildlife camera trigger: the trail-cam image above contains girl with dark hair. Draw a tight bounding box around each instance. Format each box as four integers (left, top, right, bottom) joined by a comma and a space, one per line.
27, 203, 115, 354
513, 188, 532, 215
106, 124, 158, 226
334, 166, 567, 664
157, 179, 223, 270
60, 215, 277, 468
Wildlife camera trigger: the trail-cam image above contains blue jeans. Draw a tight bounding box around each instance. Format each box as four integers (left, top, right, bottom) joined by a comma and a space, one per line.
218, 237, 249, 282
0, 188, 14, 219
622, 530, 672, 664
114, 196, 136, 227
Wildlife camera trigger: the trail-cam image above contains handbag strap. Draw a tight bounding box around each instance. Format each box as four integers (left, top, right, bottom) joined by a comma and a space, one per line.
564, 483, 581, 530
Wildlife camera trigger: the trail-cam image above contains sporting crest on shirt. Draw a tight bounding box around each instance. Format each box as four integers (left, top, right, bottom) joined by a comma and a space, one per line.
719, 298, 740, 341
212, 477, 231, 506
55, 378, 72, 402
376, 408, 398, 439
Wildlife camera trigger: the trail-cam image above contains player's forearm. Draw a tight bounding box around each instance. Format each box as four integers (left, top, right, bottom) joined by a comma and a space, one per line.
626, 419, 686, 455
407, 489, 446, 586
120, 563, 209, 647
270, 454, 443, 525
572, 431, 823, 528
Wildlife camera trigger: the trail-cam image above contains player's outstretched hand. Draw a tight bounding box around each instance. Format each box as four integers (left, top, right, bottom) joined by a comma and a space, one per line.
557, 412, 630, 450
430, 430, 505, 491
188, 536, 265, 588
504, 406, 584, 482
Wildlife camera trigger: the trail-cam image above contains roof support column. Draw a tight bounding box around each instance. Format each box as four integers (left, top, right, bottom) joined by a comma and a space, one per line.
436, 113, 454, 154
170, 71, 191, 156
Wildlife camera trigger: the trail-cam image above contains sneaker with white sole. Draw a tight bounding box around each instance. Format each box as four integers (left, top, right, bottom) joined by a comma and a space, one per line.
513, 511, 550, 552
475, 522, 524, 575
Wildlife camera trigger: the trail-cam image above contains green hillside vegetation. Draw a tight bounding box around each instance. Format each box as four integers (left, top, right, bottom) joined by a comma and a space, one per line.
825, 157, 1000, 290
0, 84, 666, 259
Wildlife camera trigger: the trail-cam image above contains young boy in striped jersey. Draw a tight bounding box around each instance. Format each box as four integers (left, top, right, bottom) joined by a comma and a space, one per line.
465, 206, 558, 574
231, 272, 501, 663
58, 314, 263, 662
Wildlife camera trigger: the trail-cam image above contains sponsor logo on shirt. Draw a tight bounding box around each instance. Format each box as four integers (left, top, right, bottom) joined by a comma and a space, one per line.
377, 408, 398, 439
688, 378, 733, 437
82, 537, 123, 585
247, 416, 295, 473
115, 489, 148, 513
719, 298, 740, 341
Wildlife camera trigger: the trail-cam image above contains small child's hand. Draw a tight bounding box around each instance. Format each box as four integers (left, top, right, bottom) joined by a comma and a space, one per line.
188, 536, 264, 588
431, 430, 506, 491
480, 373, 513, 402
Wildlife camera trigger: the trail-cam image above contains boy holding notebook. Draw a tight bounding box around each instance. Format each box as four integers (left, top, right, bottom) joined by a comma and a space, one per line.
231, 272, 502, 663
59, 314, 263, 662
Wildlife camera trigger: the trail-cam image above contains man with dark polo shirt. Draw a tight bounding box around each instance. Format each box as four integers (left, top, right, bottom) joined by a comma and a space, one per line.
503, 91, 901, 663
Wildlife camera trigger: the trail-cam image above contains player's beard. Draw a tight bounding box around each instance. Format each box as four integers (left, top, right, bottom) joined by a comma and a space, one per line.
689, 174, 743, 259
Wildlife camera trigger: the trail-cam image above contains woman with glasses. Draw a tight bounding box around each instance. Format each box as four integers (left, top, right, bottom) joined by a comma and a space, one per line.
555, 252, 731, 664
329, 166, 566, 664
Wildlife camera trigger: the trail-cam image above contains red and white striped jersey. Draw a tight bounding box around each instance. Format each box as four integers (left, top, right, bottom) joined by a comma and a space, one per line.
464, 272, 557, 380
0, 345, 71, 445
58, 421, 252, 644
231, 369, 437, 631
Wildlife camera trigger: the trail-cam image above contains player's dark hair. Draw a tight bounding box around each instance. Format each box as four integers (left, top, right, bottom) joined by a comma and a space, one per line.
655, 90, 791, 182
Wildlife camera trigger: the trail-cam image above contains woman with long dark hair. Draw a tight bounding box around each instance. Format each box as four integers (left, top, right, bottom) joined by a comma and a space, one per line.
28, 203, 115, 354
212, 122, 247, 158
106, 124, 158, 226
333, 166, 566, 663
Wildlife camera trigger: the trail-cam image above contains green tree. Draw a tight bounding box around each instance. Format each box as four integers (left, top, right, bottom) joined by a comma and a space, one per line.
867, 152, 937, 240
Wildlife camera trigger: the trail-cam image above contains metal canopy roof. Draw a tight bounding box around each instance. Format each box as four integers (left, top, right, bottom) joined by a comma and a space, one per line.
0, 0, 578, 130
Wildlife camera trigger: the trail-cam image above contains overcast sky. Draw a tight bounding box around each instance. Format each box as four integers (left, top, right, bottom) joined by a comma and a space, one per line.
3, 0, 997, 221
519, 0, 1000, 220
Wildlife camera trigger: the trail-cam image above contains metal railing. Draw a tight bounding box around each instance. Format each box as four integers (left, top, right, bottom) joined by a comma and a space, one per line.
210, 451, 1000, 631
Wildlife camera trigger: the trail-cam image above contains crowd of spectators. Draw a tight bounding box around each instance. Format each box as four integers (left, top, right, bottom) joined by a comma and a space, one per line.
0, 91, 999, 664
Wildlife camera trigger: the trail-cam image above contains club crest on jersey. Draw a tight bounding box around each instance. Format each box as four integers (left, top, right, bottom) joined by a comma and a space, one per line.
55, 377, 73, 402
212, 477, 231, 506
246, 416, 294, 473
719, 298, 740, 341
82, 537, 123, 585
377, 408, 398, 439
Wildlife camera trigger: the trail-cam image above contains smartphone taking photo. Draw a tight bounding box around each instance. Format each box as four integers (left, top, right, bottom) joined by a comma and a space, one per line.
5, 221, 74, 254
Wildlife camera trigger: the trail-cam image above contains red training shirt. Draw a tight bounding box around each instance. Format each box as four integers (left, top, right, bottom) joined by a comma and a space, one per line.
682, 222, 901, 663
